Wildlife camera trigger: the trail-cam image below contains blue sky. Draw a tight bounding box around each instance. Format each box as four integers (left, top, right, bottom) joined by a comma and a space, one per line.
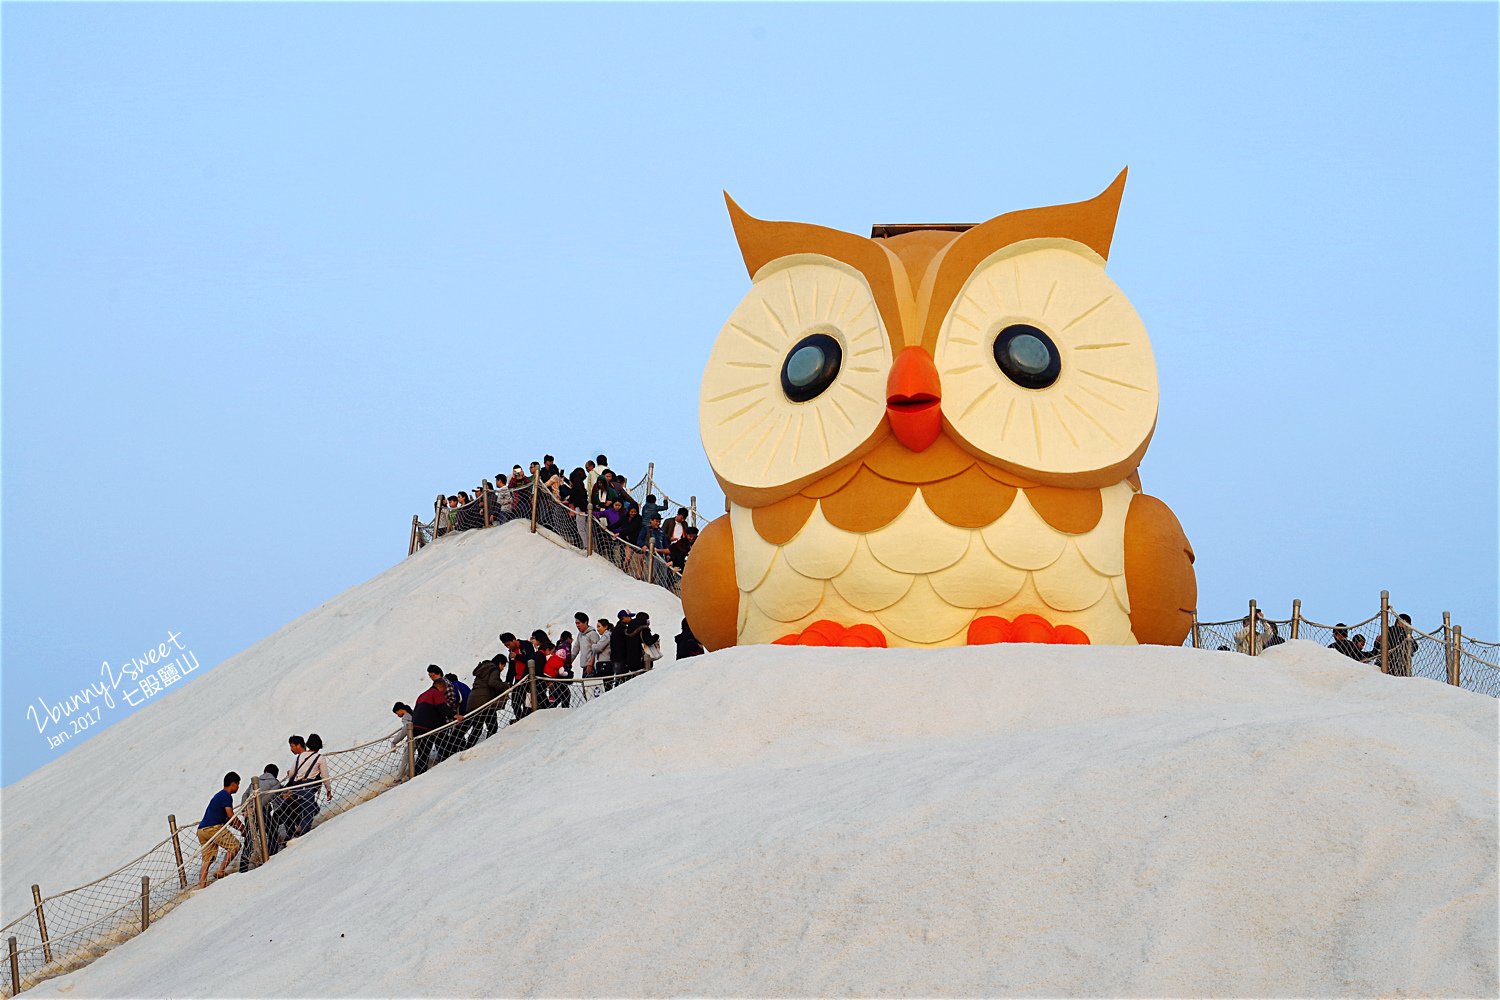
4, 2, 1496, 784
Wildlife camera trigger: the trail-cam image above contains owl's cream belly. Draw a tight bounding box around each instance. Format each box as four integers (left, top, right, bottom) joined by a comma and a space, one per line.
732, 483, 1138, 647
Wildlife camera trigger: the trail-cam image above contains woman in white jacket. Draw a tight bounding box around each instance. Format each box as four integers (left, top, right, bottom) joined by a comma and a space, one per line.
284, 734, 333, 838
576, 618, 612, 680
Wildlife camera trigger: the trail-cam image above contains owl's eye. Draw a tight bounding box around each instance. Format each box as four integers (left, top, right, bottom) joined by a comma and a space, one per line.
993, 325, 1060, 389
932, 245, 1158, 478
781, 333, 843, 402
700, 257, 892, 491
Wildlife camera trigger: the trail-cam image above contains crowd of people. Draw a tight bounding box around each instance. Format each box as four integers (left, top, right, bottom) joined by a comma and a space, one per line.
1229, 609, 1419, 675
391, 608, 709, 775
187, 454, 715, 890
191, 734, 330, 887
191, 607, 707, 889
435, 453, 700, 570
1327, 614, 1418, 675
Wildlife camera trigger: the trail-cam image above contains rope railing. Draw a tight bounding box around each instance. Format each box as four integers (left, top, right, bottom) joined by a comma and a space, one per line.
409, 469, 688, 597
1, 813, 207, 996
1189, 592, 1498, 698
2, 664, 653, 997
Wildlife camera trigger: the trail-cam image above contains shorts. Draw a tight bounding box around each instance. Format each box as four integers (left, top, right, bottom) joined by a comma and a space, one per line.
197, 824, 237, 864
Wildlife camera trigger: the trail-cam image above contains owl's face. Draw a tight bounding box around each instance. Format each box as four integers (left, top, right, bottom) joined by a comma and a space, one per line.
699, 170, 1158, 506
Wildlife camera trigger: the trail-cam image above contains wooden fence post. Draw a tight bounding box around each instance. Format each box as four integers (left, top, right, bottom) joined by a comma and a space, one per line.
528, 659, 540, 717
1190, 612, 1200, 649
1290, 599, 1301, 639
1379, 590, 1391, 675
9, 936, 19, 996
140, 877, 150, 932
482, 480, 492, 528
582, 497, 594, 560
689, 496, 697, 528
1442, 612, 1453, 684
529, 477, 539, 534
648, 539, 656, 587
30, 885, 50, 965
435, 496, 444, 538
168, 815, 186, 889
1247, 600, 1258, 656
251, 778, 269, 866
1451, 625, 1463, 686
405, 722, 416, 781
408, 515, 420, 556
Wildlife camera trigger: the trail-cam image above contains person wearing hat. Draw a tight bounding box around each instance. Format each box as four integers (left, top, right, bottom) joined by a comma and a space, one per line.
638, 513, 668, 550
1327, 624, 1361, 660
505, 466, 529, 517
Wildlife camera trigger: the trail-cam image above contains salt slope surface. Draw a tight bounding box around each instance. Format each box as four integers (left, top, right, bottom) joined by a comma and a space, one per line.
43, 640, 1497, 998
2, 523, 682, 915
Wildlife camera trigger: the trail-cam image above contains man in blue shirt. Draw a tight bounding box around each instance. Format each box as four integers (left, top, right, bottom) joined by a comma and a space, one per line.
638, 514, 668, 550
197, 772, 242, 888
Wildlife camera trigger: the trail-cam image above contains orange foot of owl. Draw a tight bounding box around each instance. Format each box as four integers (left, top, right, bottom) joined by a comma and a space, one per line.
967, 614, 1091, 646
773, 620, 888, 648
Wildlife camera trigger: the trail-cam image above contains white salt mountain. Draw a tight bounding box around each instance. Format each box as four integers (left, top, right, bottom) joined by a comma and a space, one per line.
26, 661, 1500, 993
1, 522, 684, 918
8, 523, 1498, 996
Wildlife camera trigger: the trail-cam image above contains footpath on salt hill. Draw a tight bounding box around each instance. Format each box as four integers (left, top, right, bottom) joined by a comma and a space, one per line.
36, 637, 1498, 999
1, 520, 684, 919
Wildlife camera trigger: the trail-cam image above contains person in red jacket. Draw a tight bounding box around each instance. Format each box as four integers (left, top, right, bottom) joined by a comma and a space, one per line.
539, 635, 572, 709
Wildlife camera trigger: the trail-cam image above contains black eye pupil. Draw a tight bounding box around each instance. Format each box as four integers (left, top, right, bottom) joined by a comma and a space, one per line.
781, 333, 843, 402
993, 325, 1061, 389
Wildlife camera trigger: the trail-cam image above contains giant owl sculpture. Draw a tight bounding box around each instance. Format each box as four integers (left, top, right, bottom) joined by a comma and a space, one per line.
680, 170, 1196, 651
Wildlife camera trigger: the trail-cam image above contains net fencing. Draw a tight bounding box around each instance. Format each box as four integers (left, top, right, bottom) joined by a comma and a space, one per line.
2, 666, 653, 998
0, 819, 204, 996
1190, 598, 1497, 698
408, 667, 651, 776
411, 476, 686, 597
1452, 634, 1499, 696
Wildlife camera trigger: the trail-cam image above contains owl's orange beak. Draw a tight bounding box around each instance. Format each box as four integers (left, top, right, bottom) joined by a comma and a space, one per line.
886, 346, 942, 452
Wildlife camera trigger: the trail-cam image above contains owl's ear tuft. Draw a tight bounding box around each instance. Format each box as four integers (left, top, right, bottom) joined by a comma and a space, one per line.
1078, 166, 1127, 262
719, 193, 907, 344
916, 169, 1129, 352
970, 167, 1127, 263
723, 192, 763, 279
722, 192, 888, 281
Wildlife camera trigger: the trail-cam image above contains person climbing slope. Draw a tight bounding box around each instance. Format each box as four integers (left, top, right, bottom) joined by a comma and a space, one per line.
196, 772, 242, 888
283, 735, 331, 837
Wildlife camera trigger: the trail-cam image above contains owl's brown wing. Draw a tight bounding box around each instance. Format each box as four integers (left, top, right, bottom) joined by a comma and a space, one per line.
681, 514, 738, 651
1124, 493, 1197, 646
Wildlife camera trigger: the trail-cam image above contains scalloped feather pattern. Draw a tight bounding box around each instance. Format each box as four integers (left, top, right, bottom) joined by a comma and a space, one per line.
730, 484, 1135, 647
747, 550, 825, 623
780, 504, 860, 580
730, 502, 777, 593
